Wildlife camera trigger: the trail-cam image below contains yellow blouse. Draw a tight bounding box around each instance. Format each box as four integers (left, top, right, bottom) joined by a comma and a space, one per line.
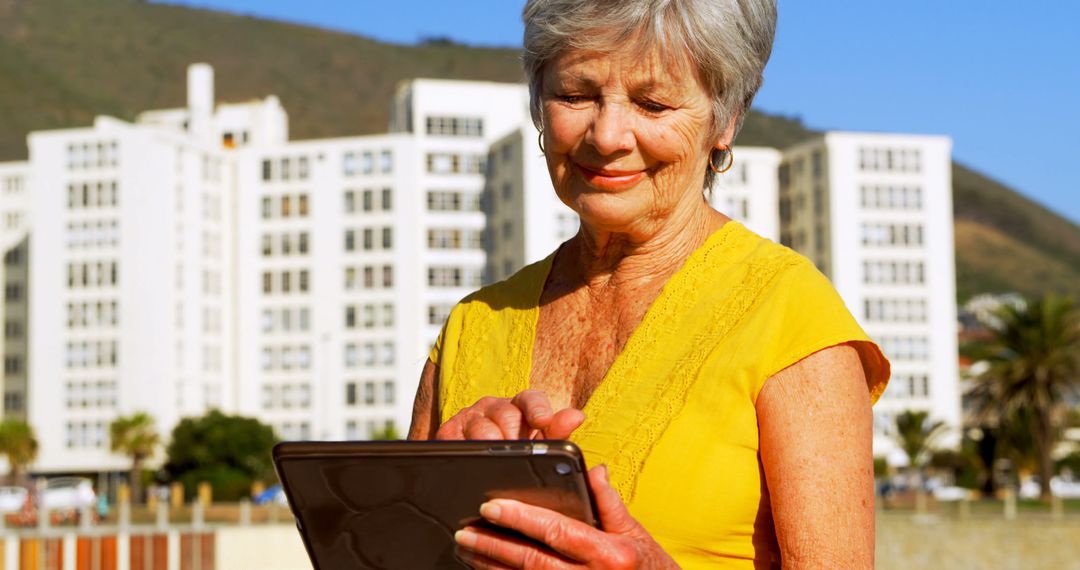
430, 221, 889, 568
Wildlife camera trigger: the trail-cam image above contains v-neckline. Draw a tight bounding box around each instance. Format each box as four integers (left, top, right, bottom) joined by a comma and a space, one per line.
518, 221, 742, 418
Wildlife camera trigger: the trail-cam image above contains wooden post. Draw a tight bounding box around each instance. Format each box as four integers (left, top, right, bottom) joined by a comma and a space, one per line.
1004, 488, 1017, 520
156, 501, 169, 530
197, 482, 212, 508
1051, 494, 1064, 520
170, 482, 184, 510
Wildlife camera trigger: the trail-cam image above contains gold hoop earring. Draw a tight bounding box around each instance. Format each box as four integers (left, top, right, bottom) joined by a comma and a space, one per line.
709, 146, 734, 174
538, 130, 546, 154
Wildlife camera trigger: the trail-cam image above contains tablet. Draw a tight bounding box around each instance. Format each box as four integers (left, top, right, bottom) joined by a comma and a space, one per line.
273, 440, 600, 569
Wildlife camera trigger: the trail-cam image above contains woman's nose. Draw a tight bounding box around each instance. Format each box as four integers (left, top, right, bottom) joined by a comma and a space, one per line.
586, 101, 635, 156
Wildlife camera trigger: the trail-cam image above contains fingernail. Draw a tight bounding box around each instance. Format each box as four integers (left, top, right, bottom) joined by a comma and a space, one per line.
479, 501, 502, 521
454, 529, 477, 548
598, 464, 609, 482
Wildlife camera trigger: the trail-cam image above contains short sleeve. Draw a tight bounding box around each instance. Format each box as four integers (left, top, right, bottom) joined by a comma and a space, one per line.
755, 259, 891, 404
428, 320, 447, 365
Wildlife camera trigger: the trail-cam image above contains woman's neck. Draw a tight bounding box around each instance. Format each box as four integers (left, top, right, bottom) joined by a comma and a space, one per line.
564, 201, 729, 291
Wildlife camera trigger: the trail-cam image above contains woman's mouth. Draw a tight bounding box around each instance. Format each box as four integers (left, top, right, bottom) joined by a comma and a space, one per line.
574, 163, 647, 191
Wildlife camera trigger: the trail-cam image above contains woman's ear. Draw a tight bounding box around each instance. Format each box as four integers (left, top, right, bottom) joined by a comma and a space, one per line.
714, 113, 740, 151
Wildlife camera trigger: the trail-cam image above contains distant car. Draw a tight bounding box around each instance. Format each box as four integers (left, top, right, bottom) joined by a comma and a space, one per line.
39, 477, 96, 512
932, 486, 971, 501
1019, 477, 1080, 500
0, 487, 29, 513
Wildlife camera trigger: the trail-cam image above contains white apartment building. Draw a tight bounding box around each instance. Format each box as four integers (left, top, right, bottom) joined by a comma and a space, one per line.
779, 132, 960, 458
483, 132, 781, 283
1, 161, 31, 423
8, 67, 538, 473
230, 79, 532, 442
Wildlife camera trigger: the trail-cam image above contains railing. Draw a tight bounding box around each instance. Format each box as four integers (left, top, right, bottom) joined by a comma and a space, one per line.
0, 501, 298, 570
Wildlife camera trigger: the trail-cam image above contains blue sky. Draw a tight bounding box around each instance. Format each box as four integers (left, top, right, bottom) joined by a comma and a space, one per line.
156, 1, 1080, 224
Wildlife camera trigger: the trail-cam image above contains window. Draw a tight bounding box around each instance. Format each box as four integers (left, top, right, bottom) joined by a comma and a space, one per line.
363, 228, 373, 250
382, 303, 394, 327
381, 188, 392, 211
380, 150, 393, 173
427, 190, 462, 211
362, 189, 373, 212
344, 191, 355, 213
281, 196, 291, 217
298, 157, 310, 180
382, 265, 394, 287
261, 235, 272, 256
298, 232, 309, 254
262, 272, 273, 294
383, 381, 395, 404
428, 228, 460, 249
864, 298, 928, 323
426, 153, 459, 174
281, 271, 291, 293
362, 305, 375, 328
361, 151, 374, 174
261, 197, 272, 219
343, 152, 357, 176
428, 266, 462, 287
344, 230, 355, 252
298, 194, 309, 217
281, 233, 292, 255
299, 270, 309, 293
261, 160, 272, 181
382, 227, 393, 249
346, 382, 357, 405
429, 304, 452, 325
382, 342, 395, 365
345, 267, 357, 290
345, 306, 356, 328
364, 382, 376, 405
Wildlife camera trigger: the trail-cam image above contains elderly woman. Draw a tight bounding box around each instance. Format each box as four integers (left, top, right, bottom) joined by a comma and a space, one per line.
410, 0, 889, 567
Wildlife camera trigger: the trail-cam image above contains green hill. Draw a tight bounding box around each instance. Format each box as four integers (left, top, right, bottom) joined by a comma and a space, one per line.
1, 0, 1077, 301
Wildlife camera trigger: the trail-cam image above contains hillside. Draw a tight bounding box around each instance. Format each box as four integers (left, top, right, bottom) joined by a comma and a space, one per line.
1, 0, 1078, 301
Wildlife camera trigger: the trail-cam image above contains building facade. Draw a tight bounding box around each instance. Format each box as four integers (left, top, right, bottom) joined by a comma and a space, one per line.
1, 162, 31, 423
779, 132, 960, 457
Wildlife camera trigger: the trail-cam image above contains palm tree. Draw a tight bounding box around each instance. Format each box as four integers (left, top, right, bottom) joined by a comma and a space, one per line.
109, 412, 160, 504
0, 419, 38, 486
895, 410, 946, 474
966, 295, 1080, 502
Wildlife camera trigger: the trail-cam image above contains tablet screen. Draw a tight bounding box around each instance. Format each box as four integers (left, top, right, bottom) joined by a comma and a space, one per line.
276, 442, 595, 569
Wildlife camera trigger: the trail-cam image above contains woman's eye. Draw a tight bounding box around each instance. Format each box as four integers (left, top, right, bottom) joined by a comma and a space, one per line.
638, 100, 670, 114
557, 94, 587, 104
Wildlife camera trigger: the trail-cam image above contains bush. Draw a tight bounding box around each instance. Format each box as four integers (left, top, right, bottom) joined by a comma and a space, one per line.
164, 410, 279, 502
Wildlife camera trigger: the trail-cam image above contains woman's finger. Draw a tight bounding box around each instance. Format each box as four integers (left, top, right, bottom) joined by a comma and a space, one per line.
544, 408, 586, 440
455, 525, 579, 570
587, 465, 638, 535
435, 418, 466, 440
511, 390, 554, 430
463, 413, 512, 440
474, 499, 623, 564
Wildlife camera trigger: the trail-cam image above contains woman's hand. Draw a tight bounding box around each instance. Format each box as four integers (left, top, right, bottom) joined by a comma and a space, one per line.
435, 389, 585, 441
454, 465, 679, 569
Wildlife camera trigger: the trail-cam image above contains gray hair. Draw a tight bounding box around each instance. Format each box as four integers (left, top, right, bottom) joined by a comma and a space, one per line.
522, 0, 777, 188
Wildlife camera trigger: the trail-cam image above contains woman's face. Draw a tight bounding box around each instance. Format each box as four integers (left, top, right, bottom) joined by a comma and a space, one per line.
540, 46, 730, 236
